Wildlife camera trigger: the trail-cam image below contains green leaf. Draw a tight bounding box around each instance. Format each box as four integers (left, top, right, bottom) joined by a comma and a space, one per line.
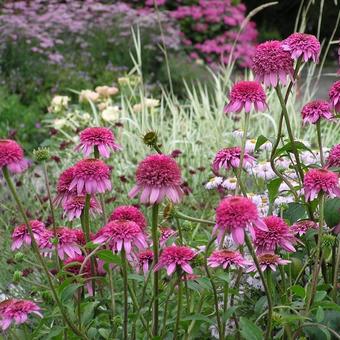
60, 283, 82, 302
239, 317, 263, 340
274, 141, 314, 158
283, 203, 308, 224
98, 328, 111, 339
182, 314, 214, 325
324, 198, 340, 227
254, 296, 267, 314
314, 291, 327, 302
255, 135, 269, 152
127, 274, 145, 282
215, 272, 230, 283
97, 250, 122, 265
291, 285, 305, 298
316, 306, 325, 322
267, 178, 282, 204
82, 302, 99, 325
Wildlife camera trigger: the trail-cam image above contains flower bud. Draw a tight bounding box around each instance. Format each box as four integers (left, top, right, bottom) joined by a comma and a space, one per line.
143, 131, 158, 147
33, 147, 50, 162
13, 271, 22, 283
14, 252, 24, 262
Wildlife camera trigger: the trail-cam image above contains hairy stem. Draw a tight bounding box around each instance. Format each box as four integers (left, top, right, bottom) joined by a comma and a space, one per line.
151, 203, 159, 336
121, 248, 129, 340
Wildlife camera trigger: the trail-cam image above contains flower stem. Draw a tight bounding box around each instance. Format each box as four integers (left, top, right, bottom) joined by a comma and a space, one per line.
203, 237, 223, 340
222, 280, 229, 338
174, 271, 183, 340
174, 211, 215, 226
151, 203, 159, 336
121, 248, 129, 340
305, 194, 325, 313
2, 167, 88, 340
331, 238, 340, 301
316, 121, 325, 166
235, 112, 250, 196
244, 233, 273, 340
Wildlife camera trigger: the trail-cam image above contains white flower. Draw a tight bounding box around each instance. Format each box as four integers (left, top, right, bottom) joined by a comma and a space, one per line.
53, 118, 66, 129
231, 129, 244, 139
275, 157, 291, 170
205, 177, 223, 190
49, 95, 70, 112
246, 276, 264, 291
79, 90, 99, 103
248, 193, 263, 206
245, 139, 257, 153
102, 106, 120, 122
82, 113, 91, 121
95, 85, 119, 97
260, 141, 272, 152
221, 177, 237, 190
253, 162, 276, 181
144, 98, 160, 107
275, 195, 294, 207
300, 151, 317, 165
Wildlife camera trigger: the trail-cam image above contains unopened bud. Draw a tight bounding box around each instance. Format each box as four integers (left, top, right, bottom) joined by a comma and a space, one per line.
33, 147, 50, 162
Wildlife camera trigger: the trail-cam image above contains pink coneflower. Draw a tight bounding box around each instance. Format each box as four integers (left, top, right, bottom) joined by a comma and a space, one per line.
326, 144, 340, 168
252, 40, 294, 87
304, 168, 340, 201
212, 147, 255, 173
109, 205, 147, 231
301, 100, 333, 125
129, 154, 184, 204
54, 166, 76, 206
62, 195, 101, 221
55, 227, 82, 260
214, 196, 268, 245
0, 139, 29, 173
63, 255, 105, 296
93, 220, 147, 254
291, 220, 317, 236
247, 253, 290, 272
11, 220, 46, 250
281, 33, 320, 62
329, 80, 340, 112
136, 249, 154, 275
69, 159, 111, 195
154, 245, 196, 276
208, 249, 250, 269
254, 216, 296, 253
0, 299, 42, 330
160, 227, 177, 247
225, 81, 267, 113
75, 127, 121, 158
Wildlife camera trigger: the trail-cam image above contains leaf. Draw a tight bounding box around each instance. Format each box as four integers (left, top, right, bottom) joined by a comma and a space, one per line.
215, 272, 230, 283
96, 250, 122, 265
182, 314, 214, 325
283, 203, 308, 224
255, 135, 269, 152
127, 274, 145, 282
254, 296, 267, 314
316, 306, 325, 322
98, 328, 111, 339
82, 302, 99, 325
274, 141, 314, 158
60, 283, 82, 302
267, 178, 282, 204
324, 198, 340, 227
314, 291, 327, 302
195, 277, 212, 291
291, 285, 305, 298
239, 317, 263, 340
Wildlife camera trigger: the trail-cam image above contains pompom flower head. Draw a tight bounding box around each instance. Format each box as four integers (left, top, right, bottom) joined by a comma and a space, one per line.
281, 33, 320, 62
212, 147, 255, 173
154, 245, 196, 276
247, 253, 290, 272
301, 100, 333, 125
93, 220, 147, 254
129, 154, 183, 205
304, 168, 340, 201
11, 220, 46, 251
291, 220, 317, 236
252, 40, 294, 87
55, 227, 82, 260
208, 250, 250, 269
109, 205, 147, 231
327, 144, 340, 168
136, 249, 154, 275
75, 127, 121, 158
54, 166, 76, 206
62, 196, 101, 221
329, 80, 340, 112
0, 299, 42, 330
254, 216, 296, 253
69, 159, 111, 195
0, 139, 29, 173
160, 227, 177, 247
214, 196, 267, 245
224, 81, 267, 113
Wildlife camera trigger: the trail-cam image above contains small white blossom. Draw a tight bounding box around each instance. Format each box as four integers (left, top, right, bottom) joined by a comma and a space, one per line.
245, 139, 257, 153
205, 177, 223, 190
253, 162, 276, 181
102, 106, 120, 122
221, 177, 237, 190
231, 129, 244, 139
260, 140, 272, 152
79, 90, 99, 103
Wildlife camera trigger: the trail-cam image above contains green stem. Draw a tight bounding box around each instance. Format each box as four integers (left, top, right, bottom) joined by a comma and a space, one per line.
316, 121, 324, 166
121, 249, 129, 340
174, 211, 215, 226
174, 271, 183, 340
244, 233, 273, 340
161, 277, 177, 337
305, 194, 325, 313
275, 86, 305, 183
151, 204, 159, 336
107, 266, 116, 331
279, 265, 287, 304
2, 167, 88, 340
222, 280, 229, 338
235, 112, 250, 196
203, 237, 223, 340
331, 238, 340, 301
